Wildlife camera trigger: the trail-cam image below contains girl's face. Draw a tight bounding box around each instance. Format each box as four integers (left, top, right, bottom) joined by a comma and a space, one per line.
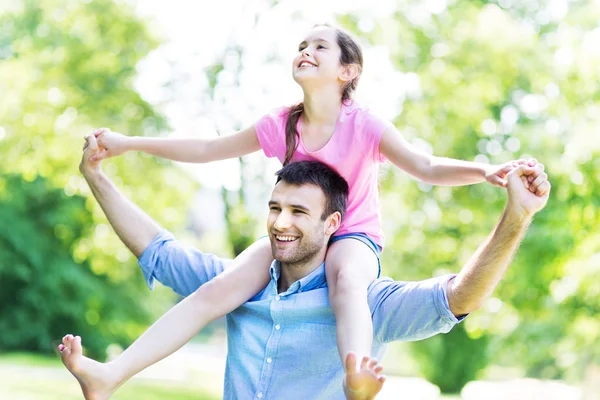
292, 26, 345, 90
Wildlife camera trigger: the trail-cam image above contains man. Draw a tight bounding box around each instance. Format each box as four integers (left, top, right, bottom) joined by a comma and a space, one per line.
60, 135, 550, 400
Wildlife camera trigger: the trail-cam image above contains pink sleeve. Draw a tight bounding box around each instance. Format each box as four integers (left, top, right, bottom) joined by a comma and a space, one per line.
361, 111, 394, 163
254, 108, 288, 159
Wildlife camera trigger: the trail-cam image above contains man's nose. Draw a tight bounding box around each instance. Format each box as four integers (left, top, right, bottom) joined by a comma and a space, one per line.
274, 211, 293, 230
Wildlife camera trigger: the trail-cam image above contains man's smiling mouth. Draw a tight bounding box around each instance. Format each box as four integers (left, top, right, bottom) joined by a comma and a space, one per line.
275, 235, 298, 242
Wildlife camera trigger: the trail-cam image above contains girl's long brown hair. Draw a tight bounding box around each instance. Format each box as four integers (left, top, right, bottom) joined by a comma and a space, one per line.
283, 26, 363, 165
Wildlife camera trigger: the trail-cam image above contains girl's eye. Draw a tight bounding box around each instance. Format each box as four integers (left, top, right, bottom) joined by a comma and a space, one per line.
317, 45, 326, 49
298, 45, 306, 51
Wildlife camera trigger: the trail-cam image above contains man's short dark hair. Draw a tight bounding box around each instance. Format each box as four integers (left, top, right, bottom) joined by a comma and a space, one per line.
275, 161, 349, 220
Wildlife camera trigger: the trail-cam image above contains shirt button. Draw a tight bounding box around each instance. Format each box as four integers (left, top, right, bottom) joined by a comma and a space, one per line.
275, 295, 280, 301
267, 357, 272, 364
275, 324, 281, 330
257, 393, 263, 399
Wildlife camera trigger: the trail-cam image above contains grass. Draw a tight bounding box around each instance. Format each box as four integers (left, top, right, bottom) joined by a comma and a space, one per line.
0, 352, 468, 399
0, 352, 219, 400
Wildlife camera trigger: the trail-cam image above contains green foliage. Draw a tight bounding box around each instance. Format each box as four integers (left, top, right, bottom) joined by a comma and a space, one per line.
223, 195, 258, 257
0, 0, 198, 356
344, 0, 600, 391
412, 324, 489, 393
0, 175, 149, 358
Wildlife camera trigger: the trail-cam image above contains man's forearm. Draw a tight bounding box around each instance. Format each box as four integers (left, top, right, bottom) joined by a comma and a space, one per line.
83, 169, 161, 258
448, 207, 532, 316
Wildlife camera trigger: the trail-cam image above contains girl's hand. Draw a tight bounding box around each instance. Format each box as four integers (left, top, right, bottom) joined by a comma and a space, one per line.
90, 128, 131, 161
486, 159, 533, 187
485, 162, 518, 187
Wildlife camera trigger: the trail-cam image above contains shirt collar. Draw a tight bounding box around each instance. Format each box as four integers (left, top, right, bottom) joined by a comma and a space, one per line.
269, 261, 328, 295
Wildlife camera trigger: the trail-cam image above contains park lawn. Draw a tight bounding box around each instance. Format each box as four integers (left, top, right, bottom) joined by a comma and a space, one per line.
0, 353, 465, 399
0, 352, 219, 400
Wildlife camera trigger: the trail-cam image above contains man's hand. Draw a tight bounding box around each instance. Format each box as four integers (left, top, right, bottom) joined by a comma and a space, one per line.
89, 128, 131, 162
78, 132, 161, 258
80, 134, 104, 176
505, 162, 551, 219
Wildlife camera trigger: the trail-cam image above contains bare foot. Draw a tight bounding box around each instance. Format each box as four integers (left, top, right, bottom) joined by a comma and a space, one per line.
59, 334, 122, 400
343, 353, 386, 400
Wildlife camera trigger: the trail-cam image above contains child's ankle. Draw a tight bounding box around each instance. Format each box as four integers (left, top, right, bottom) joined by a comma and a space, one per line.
105, 359, 128, 386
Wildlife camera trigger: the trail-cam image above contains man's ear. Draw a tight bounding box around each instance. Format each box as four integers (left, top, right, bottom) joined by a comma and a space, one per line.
339, 64, 359, 84
324, 211, 342, 236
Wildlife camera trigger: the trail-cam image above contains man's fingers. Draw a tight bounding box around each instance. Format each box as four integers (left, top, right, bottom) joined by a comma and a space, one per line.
536, 180, 551, 197
84, 134, 99, 151
529, 172, 548, 193
511, 163, 545, 179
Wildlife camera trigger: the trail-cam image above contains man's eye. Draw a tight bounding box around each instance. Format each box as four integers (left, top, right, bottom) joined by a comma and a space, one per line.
293, 210, 305, 214
270, 207, 280, 212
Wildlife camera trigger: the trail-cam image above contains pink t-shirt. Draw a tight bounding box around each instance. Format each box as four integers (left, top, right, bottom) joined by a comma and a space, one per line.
255, 101, 393, 248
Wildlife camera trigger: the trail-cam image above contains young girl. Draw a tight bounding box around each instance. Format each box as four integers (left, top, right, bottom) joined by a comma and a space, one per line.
60, 24, 516, 399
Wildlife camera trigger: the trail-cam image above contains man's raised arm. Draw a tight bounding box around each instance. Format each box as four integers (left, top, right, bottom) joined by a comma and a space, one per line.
447, 163, 551, 316
80, 134, 160, 258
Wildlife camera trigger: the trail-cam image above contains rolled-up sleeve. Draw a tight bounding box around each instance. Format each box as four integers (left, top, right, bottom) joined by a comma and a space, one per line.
138, 230, 226, 297
369, 275, 465, 344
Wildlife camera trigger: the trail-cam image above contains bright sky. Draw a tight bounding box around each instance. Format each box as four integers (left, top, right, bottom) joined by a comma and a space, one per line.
130, 0, 407, 190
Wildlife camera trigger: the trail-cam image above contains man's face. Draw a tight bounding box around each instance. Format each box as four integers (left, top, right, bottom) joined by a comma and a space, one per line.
267, 182, 331, 266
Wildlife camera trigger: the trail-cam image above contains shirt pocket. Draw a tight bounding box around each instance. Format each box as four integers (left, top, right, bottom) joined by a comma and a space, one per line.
290, 322, 341, 374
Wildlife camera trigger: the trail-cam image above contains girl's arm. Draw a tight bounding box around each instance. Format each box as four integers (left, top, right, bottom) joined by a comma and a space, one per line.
91, 125, 261, 163
379, 126, 514, 187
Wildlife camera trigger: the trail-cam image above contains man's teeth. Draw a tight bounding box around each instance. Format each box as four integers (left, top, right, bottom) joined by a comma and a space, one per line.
276, 235, 297, 242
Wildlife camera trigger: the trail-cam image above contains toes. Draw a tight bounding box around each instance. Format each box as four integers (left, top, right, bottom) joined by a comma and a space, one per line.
71, 336, 83, 355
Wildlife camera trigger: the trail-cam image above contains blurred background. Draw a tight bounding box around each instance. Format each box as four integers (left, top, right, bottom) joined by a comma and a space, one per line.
1, 0, 599, 398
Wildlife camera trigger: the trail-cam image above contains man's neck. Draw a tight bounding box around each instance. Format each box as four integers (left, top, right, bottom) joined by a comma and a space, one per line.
278, 251, 326, 293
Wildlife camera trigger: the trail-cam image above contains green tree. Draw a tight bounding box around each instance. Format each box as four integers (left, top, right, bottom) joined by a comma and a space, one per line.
342, 0, 599, 391
0, 174, 150, 358
0, 0, 198, 356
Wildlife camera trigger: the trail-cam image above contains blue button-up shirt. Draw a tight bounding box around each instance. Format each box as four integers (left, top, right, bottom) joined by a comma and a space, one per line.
139, 231, 462, 400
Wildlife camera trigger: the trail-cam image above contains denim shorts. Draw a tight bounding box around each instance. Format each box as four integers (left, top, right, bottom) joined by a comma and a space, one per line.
329, 233, 382, 278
